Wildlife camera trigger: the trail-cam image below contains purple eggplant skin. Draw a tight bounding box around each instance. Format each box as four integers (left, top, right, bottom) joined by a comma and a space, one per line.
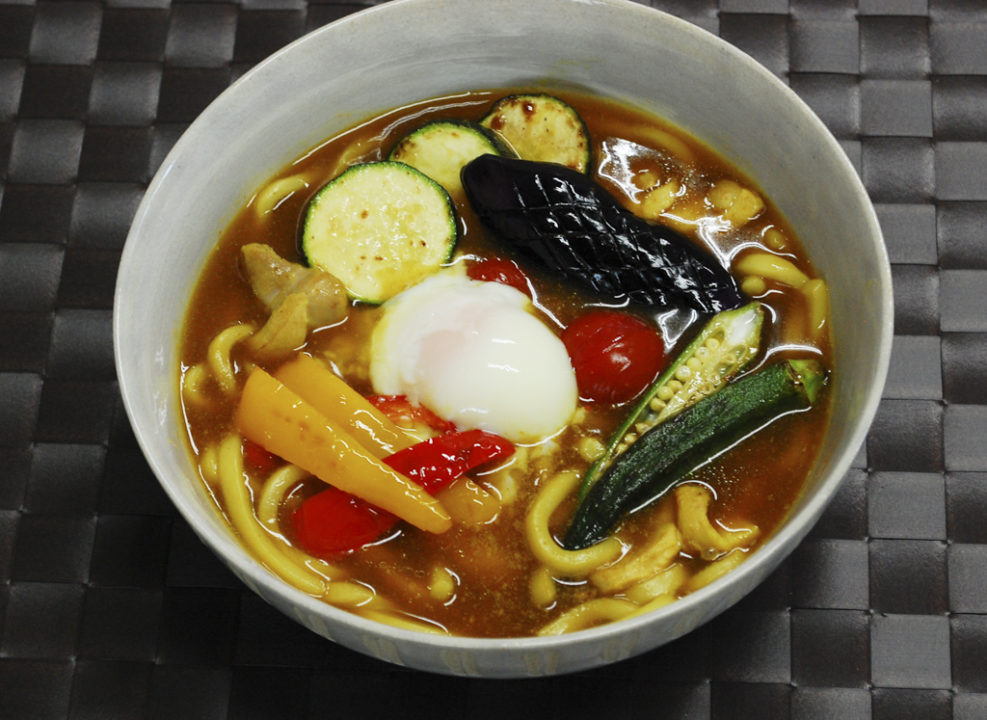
461, 154, 745, 314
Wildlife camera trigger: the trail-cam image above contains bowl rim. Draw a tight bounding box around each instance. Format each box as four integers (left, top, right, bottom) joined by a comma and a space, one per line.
114, 0, 893, 668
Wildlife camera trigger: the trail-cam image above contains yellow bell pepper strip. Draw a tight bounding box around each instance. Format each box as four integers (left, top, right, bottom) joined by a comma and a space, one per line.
291, 427, 512, 555
234, 367, 451, 535
269, 354, 505, 544
275, 354, 416, 457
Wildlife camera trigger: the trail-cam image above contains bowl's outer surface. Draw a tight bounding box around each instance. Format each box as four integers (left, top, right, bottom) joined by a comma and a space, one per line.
114, 0, 893, 677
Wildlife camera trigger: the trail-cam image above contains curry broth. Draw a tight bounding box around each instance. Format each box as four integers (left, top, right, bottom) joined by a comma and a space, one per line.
180, 89, 831, 637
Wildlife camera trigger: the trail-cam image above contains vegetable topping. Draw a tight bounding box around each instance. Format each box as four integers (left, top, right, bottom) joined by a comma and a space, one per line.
241, 243, 348, 329
383, 428, 514, 495
292, 427, 514, 555
480, 93, 591, 173
461, 154, 746, 313
235, 367, 452, 534
301, 161, 457, 304
466, 257, 533, 297
366, 394, 457, 435
580, 302, 765, 496
561, 310, 665, 405
182, 88, 835, 636
563, 358, 827, 550
293, 487, 397, 555
388, 120, 508, 197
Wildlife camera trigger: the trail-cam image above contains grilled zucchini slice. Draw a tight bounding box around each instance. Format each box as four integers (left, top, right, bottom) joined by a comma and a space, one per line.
301, 161, 457, 304
388, 120, 507, 198
480, 93, 591, 173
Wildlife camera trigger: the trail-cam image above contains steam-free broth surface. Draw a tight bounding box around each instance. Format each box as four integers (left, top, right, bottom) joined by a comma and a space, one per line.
180, 89, 831, 637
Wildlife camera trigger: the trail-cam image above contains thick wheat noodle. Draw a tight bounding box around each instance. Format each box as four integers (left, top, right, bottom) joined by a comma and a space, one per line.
359, 609, 449, 635
198, 443, 219, 486
217, 434, 327, 596
632, 124, 695, 164
181, 363, 210, 407
256, 463, 347, 582
256, 464, 307, 527
529, 566, 557, 609
207, 324, 254, 395
253, 174, 311, 217
683, 549, 748, 593
801, 278, 830, 340
624, 564, 689, 605
734, 251, 809, 289
675, 485, 758, 559
427, 566, 457, 603
623, 593, 677, 619
537, 598, 638, 636
324, 580, 394, 610
324, 137, 377, 182
525, 470, 622, 577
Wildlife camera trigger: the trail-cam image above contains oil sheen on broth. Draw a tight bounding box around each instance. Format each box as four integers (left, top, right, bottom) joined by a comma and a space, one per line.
179, 89, 832, 638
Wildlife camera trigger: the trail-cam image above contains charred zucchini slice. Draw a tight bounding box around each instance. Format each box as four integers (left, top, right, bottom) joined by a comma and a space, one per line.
580, 302, 765, 497
480, 93, 591, 173
563, 358, 827, 550
388, 120, 508, 198
301, 161, 457, 304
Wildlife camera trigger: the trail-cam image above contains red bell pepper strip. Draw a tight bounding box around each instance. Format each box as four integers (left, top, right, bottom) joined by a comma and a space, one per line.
365, 394, 457, 433
291, 429, 514, 555
243, 439, 280, 475
382, 428, 514, 494
292, 488, 397, 555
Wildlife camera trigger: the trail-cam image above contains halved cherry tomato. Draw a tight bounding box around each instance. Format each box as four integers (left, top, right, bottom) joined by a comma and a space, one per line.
561, 310, 665, 405
366, 394, 456, 433
467, 257, 532, 297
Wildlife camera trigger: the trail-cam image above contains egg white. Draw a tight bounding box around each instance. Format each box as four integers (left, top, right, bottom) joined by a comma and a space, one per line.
369, 270, 578, 443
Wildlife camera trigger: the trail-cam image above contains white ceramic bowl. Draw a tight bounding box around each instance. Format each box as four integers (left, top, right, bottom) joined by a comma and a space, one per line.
115, 0, 892, 677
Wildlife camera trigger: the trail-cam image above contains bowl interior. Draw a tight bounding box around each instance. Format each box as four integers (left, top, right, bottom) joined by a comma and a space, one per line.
114, 0, 892, 677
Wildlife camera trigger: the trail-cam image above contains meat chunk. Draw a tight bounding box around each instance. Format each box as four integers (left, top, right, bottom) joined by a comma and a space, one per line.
241, 243, 348, 329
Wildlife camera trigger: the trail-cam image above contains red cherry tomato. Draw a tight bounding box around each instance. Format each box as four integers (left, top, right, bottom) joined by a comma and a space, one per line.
467, 258, 532, 297
562, 310, 665, 404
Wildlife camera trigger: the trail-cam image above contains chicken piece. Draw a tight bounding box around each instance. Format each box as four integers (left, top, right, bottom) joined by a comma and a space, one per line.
246, 292, 308, 359
241, 243, 348, 329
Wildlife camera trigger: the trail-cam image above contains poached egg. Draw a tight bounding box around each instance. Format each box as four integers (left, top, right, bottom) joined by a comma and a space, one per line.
369, 270, 577, 443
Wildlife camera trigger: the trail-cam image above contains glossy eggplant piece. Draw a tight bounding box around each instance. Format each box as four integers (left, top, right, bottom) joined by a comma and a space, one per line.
461, 155, 745, 313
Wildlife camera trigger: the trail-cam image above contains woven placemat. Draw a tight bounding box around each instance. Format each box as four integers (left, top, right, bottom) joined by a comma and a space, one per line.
2, 1, 986, 717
